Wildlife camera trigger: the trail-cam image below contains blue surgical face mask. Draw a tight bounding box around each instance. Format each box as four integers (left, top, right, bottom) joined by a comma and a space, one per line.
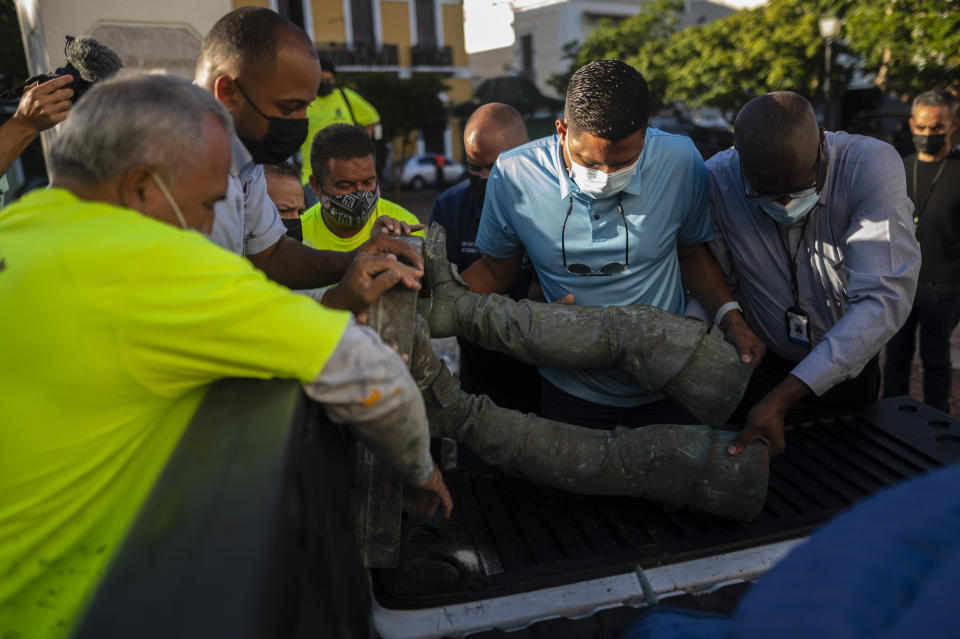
758, 192, 820, 226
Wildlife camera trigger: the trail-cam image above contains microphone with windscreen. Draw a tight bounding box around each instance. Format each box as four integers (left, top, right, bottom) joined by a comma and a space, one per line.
6, 35, 123, 102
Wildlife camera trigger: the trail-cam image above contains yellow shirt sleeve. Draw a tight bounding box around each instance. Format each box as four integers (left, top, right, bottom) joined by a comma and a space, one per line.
341, 88, 380, 127
119, 232, 350, 393
376, 198, 426, 237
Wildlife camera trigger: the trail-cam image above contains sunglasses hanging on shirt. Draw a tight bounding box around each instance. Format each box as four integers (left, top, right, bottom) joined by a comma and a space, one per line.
561, 194, 629, 276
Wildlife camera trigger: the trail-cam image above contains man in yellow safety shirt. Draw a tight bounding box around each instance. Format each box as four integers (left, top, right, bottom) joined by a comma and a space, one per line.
299, 59, 380, 188
301, 123, 423, 251
0, 74, 450, 639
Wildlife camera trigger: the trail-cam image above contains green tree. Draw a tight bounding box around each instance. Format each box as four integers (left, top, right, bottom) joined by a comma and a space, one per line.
844, 0, 960, 97
559, 0, 960, 114
660, 0, 852, 112
338, 72, 449, 186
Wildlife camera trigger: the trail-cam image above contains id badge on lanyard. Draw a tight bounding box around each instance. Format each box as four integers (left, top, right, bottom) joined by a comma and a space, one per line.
786, 306, 811, 347
773, 213, 813, 350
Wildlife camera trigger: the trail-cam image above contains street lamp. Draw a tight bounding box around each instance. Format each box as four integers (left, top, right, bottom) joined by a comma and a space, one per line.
819, 16, 841, 131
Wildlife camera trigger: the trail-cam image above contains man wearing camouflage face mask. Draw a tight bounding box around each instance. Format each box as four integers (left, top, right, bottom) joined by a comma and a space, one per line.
195, 8, 425, 315
301, 123, 423, 251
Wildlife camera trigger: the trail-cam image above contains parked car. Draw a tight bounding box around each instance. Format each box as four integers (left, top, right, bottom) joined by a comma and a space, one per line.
399, 154, 465, 191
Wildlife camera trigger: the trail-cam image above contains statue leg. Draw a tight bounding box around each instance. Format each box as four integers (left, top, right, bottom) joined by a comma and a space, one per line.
423, 223, 751, 425
410, 315, 769, 522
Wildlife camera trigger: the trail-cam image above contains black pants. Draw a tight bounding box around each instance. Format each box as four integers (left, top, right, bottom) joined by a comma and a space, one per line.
729, 350, 881, 425
539, 379, 698, 429
882, 281, 960, 413
458, 338, 541, 414
455, 342, 541, 467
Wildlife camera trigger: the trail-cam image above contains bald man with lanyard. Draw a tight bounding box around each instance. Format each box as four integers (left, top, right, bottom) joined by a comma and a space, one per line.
708, 92, 920, 457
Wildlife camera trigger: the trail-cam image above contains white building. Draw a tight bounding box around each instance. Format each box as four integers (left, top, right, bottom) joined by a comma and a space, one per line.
14, 0, 232, 81
469, 0, 734, 98
14, 0, 471, 164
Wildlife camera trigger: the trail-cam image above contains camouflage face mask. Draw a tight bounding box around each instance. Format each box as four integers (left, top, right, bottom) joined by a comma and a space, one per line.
321, 185, 380, 228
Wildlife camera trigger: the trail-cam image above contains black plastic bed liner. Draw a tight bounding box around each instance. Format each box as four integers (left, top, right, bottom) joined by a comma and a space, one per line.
372, 397, 960, 610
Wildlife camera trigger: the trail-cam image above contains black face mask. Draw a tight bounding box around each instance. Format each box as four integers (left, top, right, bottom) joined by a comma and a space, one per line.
317, 82, 335, 97
281, 217, 303, 242
234, 81, 308, 164
468, 172, 488, 206
913, 133, 947, 156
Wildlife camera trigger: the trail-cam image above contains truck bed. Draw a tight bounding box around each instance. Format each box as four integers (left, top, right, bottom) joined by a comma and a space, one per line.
370, 398, 960, 636
72, 385, 960, 639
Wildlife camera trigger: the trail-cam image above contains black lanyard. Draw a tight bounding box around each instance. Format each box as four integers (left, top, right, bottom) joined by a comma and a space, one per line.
771, 212, 812, 309
339, 88, 357, 125
911, 157, 948, 227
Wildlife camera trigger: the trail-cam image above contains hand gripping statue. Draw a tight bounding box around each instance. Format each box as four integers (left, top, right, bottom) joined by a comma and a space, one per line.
369, 224, 770, 522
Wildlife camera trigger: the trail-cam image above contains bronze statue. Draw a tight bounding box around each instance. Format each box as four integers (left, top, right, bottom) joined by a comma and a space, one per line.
368, 225, 769, 522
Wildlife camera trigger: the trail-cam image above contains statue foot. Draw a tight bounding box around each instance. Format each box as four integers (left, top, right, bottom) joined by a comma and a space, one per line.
689, 431, 770, 522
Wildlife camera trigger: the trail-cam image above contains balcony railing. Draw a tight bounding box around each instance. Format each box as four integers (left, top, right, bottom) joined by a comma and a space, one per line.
411, 45, 453, 67
316, 43, 399, 67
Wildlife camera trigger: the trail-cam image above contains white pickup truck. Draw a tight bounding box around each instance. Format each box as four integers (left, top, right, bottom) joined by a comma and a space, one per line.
71, 380, 960, 639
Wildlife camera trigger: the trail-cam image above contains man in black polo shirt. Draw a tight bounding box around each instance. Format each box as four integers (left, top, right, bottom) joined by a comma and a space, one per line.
883, 89, 960, 413
430, 103, 538, 412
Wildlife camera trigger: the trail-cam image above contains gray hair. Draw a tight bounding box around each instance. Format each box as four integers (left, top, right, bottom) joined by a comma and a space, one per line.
912, 90, 958, 117
49, 73, 235, 186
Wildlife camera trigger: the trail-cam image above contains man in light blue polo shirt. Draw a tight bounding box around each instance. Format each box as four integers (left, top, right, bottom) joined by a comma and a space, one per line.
464, 60, 764, 428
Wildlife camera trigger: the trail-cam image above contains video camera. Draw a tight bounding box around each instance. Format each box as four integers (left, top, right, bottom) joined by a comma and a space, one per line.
4, 35, 123, 103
